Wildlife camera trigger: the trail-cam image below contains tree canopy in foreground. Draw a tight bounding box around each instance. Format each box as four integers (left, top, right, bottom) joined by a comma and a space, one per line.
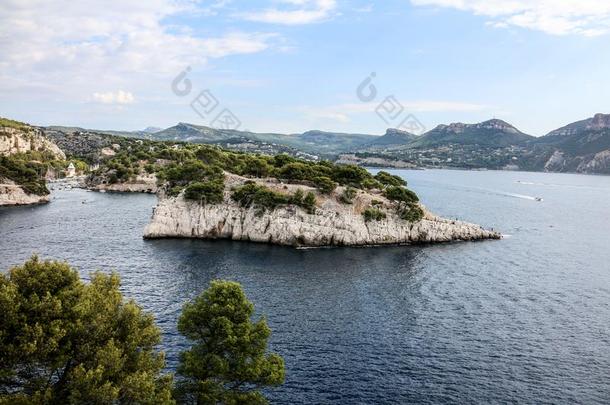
176, 280, 285, 405
0, 256, 173, 404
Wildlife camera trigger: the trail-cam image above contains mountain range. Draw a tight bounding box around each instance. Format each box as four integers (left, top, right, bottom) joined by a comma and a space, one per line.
42, 113, 610, 174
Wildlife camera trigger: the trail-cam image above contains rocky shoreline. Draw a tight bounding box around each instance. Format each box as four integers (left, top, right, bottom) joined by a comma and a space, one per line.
143, 174, 500, 247
0, 180, 50, 206
86, 173, 158, 194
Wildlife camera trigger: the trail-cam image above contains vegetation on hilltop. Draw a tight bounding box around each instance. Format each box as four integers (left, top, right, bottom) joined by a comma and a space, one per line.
90, 138, 424, 221
0, 154, 50, 195
0, 117, 30, 132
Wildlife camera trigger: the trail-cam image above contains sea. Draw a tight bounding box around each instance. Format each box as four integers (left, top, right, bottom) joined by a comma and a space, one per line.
1, 169, 609, 404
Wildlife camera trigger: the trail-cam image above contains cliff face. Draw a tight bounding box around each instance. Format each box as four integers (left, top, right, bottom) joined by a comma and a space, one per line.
144, 174, 499, 247
0, 179, 50, 206
0, 124, 65, 206
0, 126, 65, 159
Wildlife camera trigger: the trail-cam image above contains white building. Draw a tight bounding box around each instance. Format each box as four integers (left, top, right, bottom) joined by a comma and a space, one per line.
66, 162, 76, 178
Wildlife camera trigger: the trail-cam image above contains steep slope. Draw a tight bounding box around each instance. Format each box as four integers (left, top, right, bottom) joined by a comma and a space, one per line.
407, 119, 534, 148
534, 113, 610, 173
0, 118, 66, 206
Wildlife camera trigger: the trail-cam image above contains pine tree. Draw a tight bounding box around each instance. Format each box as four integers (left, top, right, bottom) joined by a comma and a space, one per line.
0, 256, 174, 404
176, 280, 284, 404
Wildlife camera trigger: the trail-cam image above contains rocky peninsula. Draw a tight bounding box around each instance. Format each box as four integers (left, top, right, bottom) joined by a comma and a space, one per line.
144, 173, 500, 247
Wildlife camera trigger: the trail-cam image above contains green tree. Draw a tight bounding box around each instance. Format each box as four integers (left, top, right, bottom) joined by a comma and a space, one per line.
184, 180, 225, 204
176, 280, 285, 405
0, 256, 174, 404
374, 171, 406, 188
312, 176, 336, 194
363, 207, 387, 222
384, 186, 419, 205
302, 192, 317, 214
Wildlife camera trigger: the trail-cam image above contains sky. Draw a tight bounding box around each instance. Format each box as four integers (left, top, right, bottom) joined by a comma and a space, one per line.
1, 0, 610, 136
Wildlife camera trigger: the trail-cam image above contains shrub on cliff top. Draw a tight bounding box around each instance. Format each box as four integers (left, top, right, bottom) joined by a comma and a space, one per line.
0, 117, 30, 131
231, 182, 289, 211
363, 207, 387, 222
184, 180, 224, 204
384, 186, 419, 205
374, 171, 407, 188
398, 204, 424, 222
313, 176, 336, 194
339, 186, 357, 204
232, 182, 318, 214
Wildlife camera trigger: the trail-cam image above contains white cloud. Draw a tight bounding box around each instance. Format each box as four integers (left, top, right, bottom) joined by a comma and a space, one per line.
239, 0, 337, 25
92, 90, 135, 105
411, 0, 610, 36
0, 0, 277, 103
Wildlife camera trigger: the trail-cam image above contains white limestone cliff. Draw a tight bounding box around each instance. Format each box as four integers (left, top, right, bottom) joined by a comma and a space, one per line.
144, 174, 500, 247
0, 126, 65, 159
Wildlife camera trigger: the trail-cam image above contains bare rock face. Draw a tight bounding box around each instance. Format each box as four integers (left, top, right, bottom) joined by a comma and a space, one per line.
0, 127, 65, 159
577, 150, 610, 173
544, 150, 566, 171
144, 175, 500, 247
0, 180, 50, 206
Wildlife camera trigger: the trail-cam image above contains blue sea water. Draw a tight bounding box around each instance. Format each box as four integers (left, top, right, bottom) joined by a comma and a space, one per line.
1, 169, 609, 404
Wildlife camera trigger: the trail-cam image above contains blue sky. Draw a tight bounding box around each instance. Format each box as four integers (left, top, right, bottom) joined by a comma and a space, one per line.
1, 0, 609, 136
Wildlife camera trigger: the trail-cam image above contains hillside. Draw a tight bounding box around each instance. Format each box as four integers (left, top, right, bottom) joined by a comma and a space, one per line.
150, 124, 377, 156
33, 113, 610, 175
532, 113, 610, 173
0, 118, 67, 205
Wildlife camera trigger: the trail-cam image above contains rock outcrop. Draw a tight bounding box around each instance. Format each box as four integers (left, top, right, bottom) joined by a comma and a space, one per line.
0, 180, 50, 206
144, 174, 500, 247
0, 126, 65, 159
0, 123, 65, 206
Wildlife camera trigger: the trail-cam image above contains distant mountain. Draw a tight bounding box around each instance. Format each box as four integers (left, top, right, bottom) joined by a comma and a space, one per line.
142, 126, 162, 134
45, 125, 154, 140
533, 113, 610, 173
536, 113, 610, 154
544, 113, 610, 137
406, 119, 534, 149
150, 124, 377, 155
359, 128, 417, 150
41, 114, 610, 174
